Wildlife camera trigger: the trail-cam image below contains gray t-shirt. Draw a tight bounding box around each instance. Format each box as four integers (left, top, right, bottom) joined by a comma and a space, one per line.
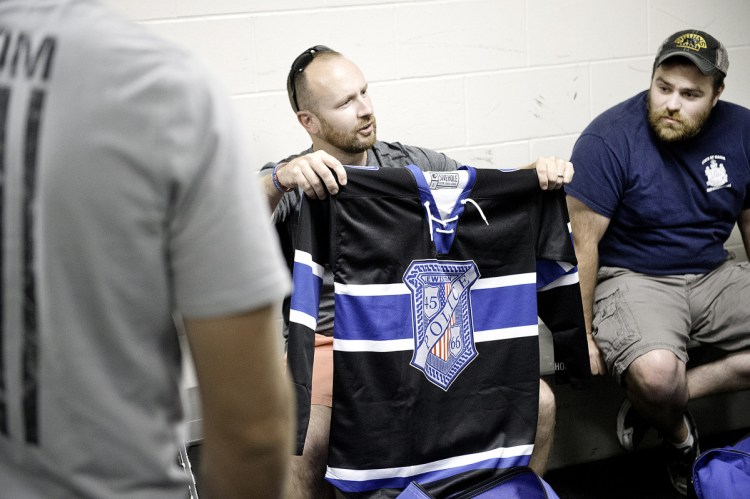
261, 141, 460, 335
0, 1, 289, 497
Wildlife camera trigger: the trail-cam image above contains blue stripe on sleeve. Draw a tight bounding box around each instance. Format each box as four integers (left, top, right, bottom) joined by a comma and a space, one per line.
290, 260, 323, 321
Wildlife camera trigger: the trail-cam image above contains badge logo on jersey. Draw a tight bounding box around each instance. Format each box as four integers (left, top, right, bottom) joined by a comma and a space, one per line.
403, 260, 479, 390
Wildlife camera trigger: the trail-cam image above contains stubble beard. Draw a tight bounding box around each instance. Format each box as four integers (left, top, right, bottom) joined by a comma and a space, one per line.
319, 116, 377, 154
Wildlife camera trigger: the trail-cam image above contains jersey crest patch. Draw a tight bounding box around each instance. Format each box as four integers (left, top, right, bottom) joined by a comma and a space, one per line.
403, 260, 480, 390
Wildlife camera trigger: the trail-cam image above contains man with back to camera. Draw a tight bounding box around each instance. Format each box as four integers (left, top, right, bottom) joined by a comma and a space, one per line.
566, 29, 750, 495
260, 45, 579, 498
0, 1, 293, 497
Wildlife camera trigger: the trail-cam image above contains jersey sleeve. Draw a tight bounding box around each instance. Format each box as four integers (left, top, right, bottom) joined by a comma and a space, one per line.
286, 195, 331, 453
534, 190, 591, 387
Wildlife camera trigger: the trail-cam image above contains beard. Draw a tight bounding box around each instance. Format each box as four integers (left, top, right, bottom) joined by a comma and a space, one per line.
318, 116, 377, 153
647, 92, 713, 142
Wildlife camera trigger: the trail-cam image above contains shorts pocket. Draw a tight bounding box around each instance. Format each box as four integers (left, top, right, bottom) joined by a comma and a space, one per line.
592, 288, 641, 354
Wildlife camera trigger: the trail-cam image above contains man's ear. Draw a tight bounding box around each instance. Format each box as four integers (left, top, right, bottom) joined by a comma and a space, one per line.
297, 111, 319, 135
712, 84, 725, 107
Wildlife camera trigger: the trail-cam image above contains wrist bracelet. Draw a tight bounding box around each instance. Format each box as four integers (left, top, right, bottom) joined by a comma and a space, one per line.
272, 162, 293, 193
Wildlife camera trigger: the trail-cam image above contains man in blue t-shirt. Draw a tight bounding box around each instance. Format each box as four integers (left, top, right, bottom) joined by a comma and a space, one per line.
567, 29, 750, 496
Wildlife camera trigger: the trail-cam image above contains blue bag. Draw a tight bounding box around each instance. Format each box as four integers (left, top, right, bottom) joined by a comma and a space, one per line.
691, 435, 750, 499
396, 466, 560, 499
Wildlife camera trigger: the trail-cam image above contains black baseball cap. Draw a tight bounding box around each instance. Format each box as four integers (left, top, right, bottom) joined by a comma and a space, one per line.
653, 29, 729, 76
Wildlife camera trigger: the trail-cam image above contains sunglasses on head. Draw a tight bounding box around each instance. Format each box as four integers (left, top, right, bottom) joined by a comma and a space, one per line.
286, 45, 334, 112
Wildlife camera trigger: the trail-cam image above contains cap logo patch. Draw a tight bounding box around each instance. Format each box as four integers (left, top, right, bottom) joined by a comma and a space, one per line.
673, 33, 707, 52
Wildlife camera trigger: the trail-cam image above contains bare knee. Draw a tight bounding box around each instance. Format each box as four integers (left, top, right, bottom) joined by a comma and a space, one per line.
304, 406, 332, 456
530, 380, 556, 476
538, 379, 556, 430
535, 380, 556, 454
288, 405, 333, 499
625, 350, 687, 404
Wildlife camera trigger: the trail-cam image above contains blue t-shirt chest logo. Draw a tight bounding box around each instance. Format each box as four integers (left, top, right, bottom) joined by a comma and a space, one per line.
703, 154, 731, 192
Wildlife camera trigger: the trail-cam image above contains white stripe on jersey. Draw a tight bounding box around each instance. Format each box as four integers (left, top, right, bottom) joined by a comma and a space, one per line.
294, 250, 325, 278
334, 273, 536, 296
470, 273, 536, 289
475, 324, 539, 342
334, 338, 414, 352
335, 282, 410, 296
289, 309, 317, 331
325, 444, 534, 482
333, 325, 538, 352
538, 271, 580, 292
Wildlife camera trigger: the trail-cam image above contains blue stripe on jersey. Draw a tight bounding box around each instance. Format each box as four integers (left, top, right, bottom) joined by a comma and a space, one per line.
470, 284, 538, 331
334, 293, 413, 341
326, 450, 531, 493
290, 260, 323, 323
333, 282, 538, 342
536, 258, 576, 289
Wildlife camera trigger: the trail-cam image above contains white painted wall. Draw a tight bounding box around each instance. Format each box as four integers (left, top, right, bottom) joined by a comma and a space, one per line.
102, 0, 750, 254
101, 0, 750, 168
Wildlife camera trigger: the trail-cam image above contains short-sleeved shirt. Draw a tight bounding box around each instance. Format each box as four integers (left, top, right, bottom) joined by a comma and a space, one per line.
0, 1, 290, 497
567, 90, 750, 275
261, 141, 461, 334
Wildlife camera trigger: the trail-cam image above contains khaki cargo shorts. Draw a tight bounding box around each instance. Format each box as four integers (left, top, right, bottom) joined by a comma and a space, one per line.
591, 259, 750, 383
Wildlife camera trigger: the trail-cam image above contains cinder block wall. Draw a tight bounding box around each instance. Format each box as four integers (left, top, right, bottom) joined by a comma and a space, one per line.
103, 0, 750, 256
103, 0, 750, 170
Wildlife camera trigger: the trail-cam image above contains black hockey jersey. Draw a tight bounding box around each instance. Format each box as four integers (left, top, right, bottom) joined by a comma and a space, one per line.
287, 165, 589, 497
